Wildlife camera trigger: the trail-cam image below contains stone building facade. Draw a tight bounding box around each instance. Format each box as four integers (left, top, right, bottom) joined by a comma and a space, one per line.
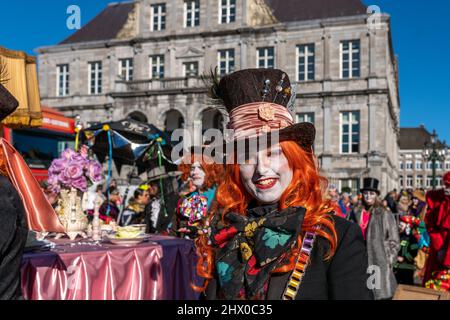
37, 0, 400, 195
399, 126, 449, 190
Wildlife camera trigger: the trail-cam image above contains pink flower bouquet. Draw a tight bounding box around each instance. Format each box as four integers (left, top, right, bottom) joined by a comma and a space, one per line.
48, 146, 103, 193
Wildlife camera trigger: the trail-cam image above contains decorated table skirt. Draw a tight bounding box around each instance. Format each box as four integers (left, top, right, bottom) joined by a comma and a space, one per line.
21, 236, 201, 300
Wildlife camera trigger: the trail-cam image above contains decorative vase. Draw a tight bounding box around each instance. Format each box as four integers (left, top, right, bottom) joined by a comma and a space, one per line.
56, 188, 88, 240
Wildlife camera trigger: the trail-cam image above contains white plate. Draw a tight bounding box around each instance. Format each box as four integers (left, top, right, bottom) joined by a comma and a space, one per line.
107, 234, 152, 246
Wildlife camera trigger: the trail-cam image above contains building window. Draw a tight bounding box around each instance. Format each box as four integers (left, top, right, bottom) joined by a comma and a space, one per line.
219, 0, 236, 24
257, 47, 275, 69
426, 161, 432, 170
297, 44, 315, 81
218, 49, 235, 76
406, 161, 413, 170
446, 162, 450, 170
416, 175, 423, 188
406, 176, 414, 188
149, 55, 165, 79
416, 160, 422, 170
56, 64, 69, 97
88, 61, 102, 95
151, 3, 166, 31
184, 0, 200, 28
296, 112, 315, 124
437, 177, 443, 187
426, 176, 433, 188
183, 61, 199, 77
341, 40, 360, 79
437, 161, 443, 170
399, 176, 404, 187
118, 58, 133, 81
340, 111, 360, 154
399, 161, 404, 170
339, 179, 360, 195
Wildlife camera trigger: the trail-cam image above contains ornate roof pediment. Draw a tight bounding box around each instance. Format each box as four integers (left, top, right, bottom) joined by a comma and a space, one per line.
176, 46, 204, 59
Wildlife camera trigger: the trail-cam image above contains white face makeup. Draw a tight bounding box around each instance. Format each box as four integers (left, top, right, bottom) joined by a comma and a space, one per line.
363, 190, 377, 206
190, 162, 206, 189
239, 144, 293, 205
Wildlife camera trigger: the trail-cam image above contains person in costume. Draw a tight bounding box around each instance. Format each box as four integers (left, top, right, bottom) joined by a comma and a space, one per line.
194, 69, 373, 300
175, 150, 224, 239
423, 172, 450, 290
98, 186, 122, 223
409, 189, 427, 218
394, 215, 420, 285
0, 82, 28, 300
120, 187, 151, 226
0, 66, 64, 300
396, 191, 411, 216
350, 178, 400, 299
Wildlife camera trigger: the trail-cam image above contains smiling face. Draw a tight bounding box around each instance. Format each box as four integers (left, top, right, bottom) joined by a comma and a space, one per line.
190, 162, 206, 189
239, 144, 293, 205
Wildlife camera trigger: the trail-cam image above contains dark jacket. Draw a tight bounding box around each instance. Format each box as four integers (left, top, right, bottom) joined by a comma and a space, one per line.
206, 216, 374, 300
0, 175, 28, 300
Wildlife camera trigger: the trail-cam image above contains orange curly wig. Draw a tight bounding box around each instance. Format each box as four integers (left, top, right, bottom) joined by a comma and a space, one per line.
178, 152, 225, 191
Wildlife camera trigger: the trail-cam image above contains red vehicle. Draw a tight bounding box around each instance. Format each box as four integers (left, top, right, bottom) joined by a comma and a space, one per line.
2, 107, 76, 182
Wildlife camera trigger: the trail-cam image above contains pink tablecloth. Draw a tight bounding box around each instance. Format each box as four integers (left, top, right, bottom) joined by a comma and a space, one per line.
21, 236, 201, 300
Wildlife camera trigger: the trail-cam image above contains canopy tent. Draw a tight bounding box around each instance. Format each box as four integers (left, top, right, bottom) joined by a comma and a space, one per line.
0, 47, 42, 128
82, 119, 176, 175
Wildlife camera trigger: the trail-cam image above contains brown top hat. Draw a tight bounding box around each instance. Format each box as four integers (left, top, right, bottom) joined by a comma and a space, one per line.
212, 68, 315, 151
0, 83, 19, 122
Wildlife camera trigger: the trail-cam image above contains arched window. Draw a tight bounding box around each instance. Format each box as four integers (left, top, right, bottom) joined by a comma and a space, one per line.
164, 109, 184, 134
127, 111, 148, 123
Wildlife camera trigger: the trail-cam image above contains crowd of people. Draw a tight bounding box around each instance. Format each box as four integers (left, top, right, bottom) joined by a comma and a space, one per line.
2, 68, 449, 300
327, 178, 450, 294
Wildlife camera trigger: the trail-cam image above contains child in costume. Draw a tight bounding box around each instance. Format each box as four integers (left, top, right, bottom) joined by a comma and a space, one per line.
194, 69, 373, 300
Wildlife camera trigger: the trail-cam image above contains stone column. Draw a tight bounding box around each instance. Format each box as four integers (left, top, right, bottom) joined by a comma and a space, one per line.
168, 46, 176, 78
322, 33, 332, 92
240, 41, 248, 70
368, 95, 376, 152
321, 97, 332, 170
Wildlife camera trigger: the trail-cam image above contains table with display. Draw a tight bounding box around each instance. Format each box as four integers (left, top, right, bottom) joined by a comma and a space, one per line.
20, 235, 201, 300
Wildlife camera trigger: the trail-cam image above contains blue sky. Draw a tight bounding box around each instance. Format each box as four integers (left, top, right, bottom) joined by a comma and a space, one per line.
1, 0, 449, 143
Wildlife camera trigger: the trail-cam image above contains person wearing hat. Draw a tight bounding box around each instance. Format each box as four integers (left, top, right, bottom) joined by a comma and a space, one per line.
0, 82, 28, 299
193, 69, 372, 300
423, 172, 450, 286
409, 189, 427, 219
394, 215, 421, 285
350, 177, 400, 299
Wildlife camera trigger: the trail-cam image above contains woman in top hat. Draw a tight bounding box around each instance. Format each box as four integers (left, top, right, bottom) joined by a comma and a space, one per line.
350, 177, 400, 299
193, 69, 373, 300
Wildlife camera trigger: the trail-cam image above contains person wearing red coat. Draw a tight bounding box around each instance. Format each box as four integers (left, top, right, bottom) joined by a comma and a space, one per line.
423, 172, 450, 286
